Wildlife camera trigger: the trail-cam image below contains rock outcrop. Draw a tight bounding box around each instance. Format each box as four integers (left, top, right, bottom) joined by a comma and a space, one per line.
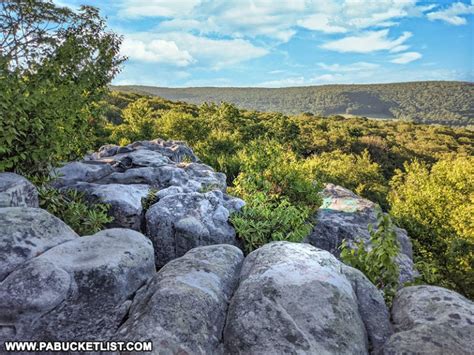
0, 228, 155, 343
0, 173, 39, 208
116, 245, 243, 354
382, 285, 474, 355
305, 184, 416, 283
52, 139, 244, 265
224, 242, 392, 354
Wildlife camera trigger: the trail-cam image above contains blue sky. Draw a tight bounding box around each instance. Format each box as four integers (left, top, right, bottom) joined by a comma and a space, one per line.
55, 0, 473, 87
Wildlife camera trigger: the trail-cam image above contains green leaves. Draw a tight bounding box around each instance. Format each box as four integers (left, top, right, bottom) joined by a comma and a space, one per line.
389, 157, 474, 298
36, 182, 113, 236
0, 1, 124, 174
230, 193, 313, 254
340, 208, 401, 304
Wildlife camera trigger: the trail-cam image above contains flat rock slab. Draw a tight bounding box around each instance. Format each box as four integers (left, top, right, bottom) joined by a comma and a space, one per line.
382, 285, 474, 355
0, 173, 39, 208
115, 244, 243, 354
223, 242, 392, 355
0, 207, 78, 282
0, 229, 155, 345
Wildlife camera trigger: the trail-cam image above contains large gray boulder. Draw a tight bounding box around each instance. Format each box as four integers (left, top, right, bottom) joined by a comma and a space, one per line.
146, 190, 244, 267
0, 207, 78, 282
223, 242, 392, 354
0, 229, 155, 344
0, 173, 39, 208
115, 245, 244, 354
305, 184, 415, 283
381, 285, 474, 355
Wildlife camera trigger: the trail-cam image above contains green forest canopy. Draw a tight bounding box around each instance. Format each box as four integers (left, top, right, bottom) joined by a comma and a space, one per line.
112, 81, 474, 126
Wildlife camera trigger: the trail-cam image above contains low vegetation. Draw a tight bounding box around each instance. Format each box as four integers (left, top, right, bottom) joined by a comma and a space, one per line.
341, 209, 401, 303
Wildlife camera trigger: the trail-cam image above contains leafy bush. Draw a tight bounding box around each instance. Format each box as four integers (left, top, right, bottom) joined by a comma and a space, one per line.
229, 141, 321, 253
31, 174, 113, 235
230, 193, 313, 254
340, 208, 400, 303
304, 149, 388, 208
108, 98, 157, 143
389, 157, 474, 298
0, 1, 123, 174
232, 141, 322, 209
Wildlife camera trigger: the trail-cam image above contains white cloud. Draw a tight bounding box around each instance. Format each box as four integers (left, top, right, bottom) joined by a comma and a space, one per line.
123, 32, 268, 69
427, 2, 474, 25
318, 62, 380, 72
390, 51, 422, 64
121, 38, 194, 66
117, 0, 432, 42
321, 29, 412, 53
297, 14, 347, 33
118, 0, 200, 18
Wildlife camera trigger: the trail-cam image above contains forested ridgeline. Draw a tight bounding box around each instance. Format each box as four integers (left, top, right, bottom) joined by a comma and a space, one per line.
112, 81, 474, 126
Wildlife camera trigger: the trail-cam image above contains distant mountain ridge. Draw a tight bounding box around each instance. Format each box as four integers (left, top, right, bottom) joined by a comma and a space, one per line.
111, 81, 474, 126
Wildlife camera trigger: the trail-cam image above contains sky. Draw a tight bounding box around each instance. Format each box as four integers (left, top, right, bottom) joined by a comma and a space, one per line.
54, 0, 474, 87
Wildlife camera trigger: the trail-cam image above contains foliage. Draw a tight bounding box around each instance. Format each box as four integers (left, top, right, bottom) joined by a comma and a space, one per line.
340, 209, 400, 303
230, 193, 313, 254
228, 141, 321, 253
232, 141, 322, 209
304, 149, 388, 208
141, 188, 159, 211
108, 98, 157, 143
35, 180, 113, 236
0, 1, 124, 174
112, 81, 474, 126
389, 157, 474, 298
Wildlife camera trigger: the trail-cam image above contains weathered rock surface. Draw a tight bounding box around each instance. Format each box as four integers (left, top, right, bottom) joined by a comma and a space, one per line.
0, 173, 39, 208
115, 245, 244, 354
305, 184, 415, 283
381, 285, 474, 355
146, 190, 244, 267
52, 139, 242, 264
0, 207, 78, 282
224, 242, 392, 354
88, 139, 198, 163
0, 228, 155, 344
72, 182, 150, 231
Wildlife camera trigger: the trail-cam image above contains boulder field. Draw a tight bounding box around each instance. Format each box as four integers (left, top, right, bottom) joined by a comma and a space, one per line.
1, 140, 472, 354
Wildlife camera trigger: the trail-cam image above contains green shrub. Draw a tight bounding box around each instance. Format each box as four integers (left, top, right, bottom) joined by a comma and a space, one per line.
35, 179, 113, 235
304, 149, 388, 208
230, 192, 313, 254
0, 2, 123, 174
340, 208, 400, 303
232, 141, 322, 210
389, 157, 474, 298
